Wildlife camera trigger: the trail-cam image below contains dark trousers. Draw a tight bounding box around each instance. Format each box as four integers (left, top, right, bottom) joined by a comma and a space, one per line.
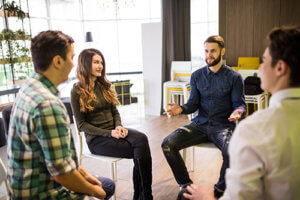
88, 128, 153, 200
161, 122, 234, 191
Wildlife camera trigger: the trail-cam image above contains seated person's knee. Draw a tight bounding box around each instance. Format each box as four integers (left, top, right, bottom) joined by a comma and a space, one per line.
161, 137, 176, 152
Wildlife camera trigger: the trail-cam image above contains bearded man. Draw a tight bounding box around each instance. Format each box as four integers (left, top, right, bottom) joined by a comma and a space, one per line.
161, 35, 246, 198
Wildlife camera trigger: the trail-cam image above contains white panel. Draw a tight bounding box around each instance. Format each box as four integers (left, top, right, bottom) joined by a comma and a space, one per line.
142, 23, 162, 116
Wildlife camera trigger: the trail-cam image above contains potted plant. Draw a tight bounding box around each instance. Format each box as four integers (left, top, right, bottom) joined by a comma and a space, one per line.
0, 0, 26, 19
0, 28, 32, 85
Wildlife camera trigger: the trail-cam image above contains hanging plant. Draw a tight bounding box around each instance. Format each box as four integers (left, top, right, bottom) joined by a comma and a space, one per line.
0, 28, 32, 80
0, 1, 26, 19
0, 29, 15, 41
15, 29, 31, 40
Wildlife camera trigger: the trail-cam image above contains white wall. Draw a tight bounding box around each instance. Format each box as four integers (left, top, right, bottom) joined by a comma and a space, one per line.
142, 22, 162, 116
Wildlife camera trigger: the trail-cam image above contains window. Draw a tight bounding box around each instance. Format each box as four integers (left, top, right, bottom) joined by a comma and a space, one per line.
81, 0, 161, 73
191, 0, 219, 65
24, 0, 160, 98
27, 0, 161, 75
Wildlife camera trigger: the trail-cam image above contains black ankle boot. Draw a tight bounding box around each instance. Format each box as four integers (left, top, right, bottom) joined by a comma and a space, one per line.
134, 158, 153, 200
214, 186, 224, 199
133, 160, 141, 200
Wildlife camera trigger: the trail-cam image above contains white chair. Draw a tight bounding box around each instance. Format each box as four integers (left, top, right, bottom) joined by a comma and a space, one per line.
0, 158, 9, 199
181, 143, 217, 172
72, 116, 122, 200
239, 69, 269, 113
238, 69, 260, 80
163, 61, 192, 113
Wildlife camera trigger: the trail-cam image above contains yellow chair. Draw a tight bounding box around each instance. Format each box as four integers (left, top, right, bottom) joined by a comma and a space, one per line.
163, 61, 192, 113
237, 57, 260, 69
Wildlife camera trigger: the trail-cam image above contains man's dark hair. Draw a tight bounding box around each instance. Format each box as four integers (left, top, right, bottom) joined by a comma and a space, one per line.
268, 26, 300, 87
30, 30, 74, 72
204, 35, 225, 49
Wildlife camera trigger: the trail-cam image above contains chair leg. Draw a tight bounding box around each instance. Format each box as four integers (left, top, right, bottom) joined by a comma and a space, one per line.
181, 149, 186, 163
190, 146, 195, 172
257, 96, 261, 110
111, 161, 117, 182
112, 191, 117, 200
111, 162, 117, 200
182, 147, 195, 172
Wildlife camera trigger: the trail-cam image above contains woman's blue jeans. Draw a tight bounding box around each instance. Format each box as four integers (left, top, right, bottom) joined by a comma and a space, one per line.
161, 122, 234, 191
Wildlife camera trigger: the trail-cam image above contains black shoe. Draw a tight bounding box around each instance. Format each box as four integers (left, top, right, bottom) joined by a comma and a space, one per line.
179, 182, 193, 190
177, 187, 191, 200
214, 186, 224, 199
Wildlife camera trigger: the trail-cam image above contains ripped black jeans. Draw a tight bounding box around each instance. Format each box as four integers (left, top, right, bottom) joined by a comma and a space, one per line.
161, 122, 234, 191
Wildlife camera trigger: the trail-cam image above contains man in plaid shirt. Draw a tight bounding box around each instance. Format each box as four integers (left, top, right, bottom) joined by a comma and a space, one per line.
7, 30, 115, 200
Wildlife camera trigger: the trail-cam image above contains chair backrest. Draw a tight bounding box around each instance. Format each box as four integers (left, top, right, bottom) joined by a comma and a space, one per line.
0, 158, 9, 196
0, 118, 6, 147
171, 61, 192, 82
71, 116, 83, 164
72, 116, 94, 164
238, 69, 260, 80
191, 62, 206, 73
238, 57, 260, 69
2, 105, 12, 136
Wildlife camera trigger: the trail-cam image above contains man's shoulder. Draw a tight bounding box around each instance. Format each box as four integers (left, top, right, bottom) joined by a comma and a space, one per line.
17, 78, 60, 109
193, 66, 207, 73
222, 65, 241, 76
191, 66, 207, 79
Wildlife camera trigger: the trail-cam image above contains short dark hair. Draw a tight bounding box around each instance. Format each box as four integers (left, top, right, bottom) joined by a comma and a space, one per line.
30, 30, 74, 72
268, 26, 300, 87
204, 35, 225, 49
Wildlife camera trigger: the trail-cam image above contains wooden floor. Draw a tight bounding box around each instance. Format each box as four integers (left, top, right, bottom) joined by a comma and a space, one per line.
0, 114, 222, 200
81, 115, 222, 200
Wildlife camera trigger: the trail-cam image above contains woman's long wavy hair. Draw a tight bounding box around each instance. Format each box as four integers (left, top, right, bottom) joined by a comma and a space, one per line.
76, 48, 120, 112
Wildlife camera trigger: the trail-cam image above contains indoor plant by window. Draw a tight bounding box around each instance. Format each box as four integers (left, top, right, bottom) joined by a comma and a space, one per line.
0, 28, 32, 84
0, 1, 32, 85
0, 0, 25, 19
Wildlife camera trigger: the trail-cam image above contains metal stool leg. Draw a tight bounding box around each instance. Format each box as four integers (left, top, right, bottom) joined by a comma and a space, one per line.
190, 146, 195, 172
111, 162, 117, 200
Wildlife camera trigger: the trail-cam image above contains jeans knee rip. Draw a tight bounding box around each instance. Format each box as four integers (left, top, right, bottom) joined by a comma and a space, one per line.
178, 127, 191, 133
162, 145, 171, 152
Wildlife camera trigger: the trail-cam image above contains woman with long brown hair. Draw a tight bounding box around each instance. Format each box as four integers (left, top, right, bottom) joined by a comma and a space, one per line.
70, 48, 152, 200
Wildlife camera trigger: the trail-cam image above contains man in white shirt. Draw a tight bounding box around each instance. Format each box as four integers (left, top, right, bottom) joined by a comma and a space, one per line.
183, 25, 300, 200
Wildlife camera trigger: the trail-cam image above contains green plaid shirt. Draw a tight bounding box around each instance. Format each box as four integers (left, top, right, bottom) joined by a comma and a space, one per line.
7, 73, 84, 200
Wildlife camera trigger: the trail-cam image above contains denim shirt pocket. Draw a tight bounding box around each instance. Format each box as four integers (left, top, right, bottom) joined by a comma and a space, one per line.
216, 86, 231, 98
198, 86, 209, 99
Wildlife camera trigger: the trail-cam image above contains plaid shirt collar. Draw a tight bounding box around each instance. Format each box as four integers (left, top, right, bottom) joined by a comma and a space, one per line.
32, 72, 60, 97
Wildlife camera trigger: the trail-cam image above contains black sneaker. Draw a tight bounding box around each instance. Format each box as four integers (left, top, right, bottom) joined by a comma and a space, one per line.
214, 186, 224, 199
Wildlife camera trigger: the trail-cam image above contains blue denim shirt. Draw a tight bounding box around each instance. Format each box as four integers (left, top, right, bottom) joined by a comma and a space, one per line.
181, 64, 246, 126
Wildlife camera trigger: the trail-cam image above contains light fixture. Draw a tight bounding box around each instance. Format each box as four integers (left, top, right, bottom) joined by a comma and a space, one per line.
85, 32, 93, 42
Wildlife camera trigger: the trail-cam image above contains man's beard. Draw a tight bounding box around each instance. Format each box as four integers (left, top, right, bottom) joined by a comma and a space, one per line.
206, 52, 222, 67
